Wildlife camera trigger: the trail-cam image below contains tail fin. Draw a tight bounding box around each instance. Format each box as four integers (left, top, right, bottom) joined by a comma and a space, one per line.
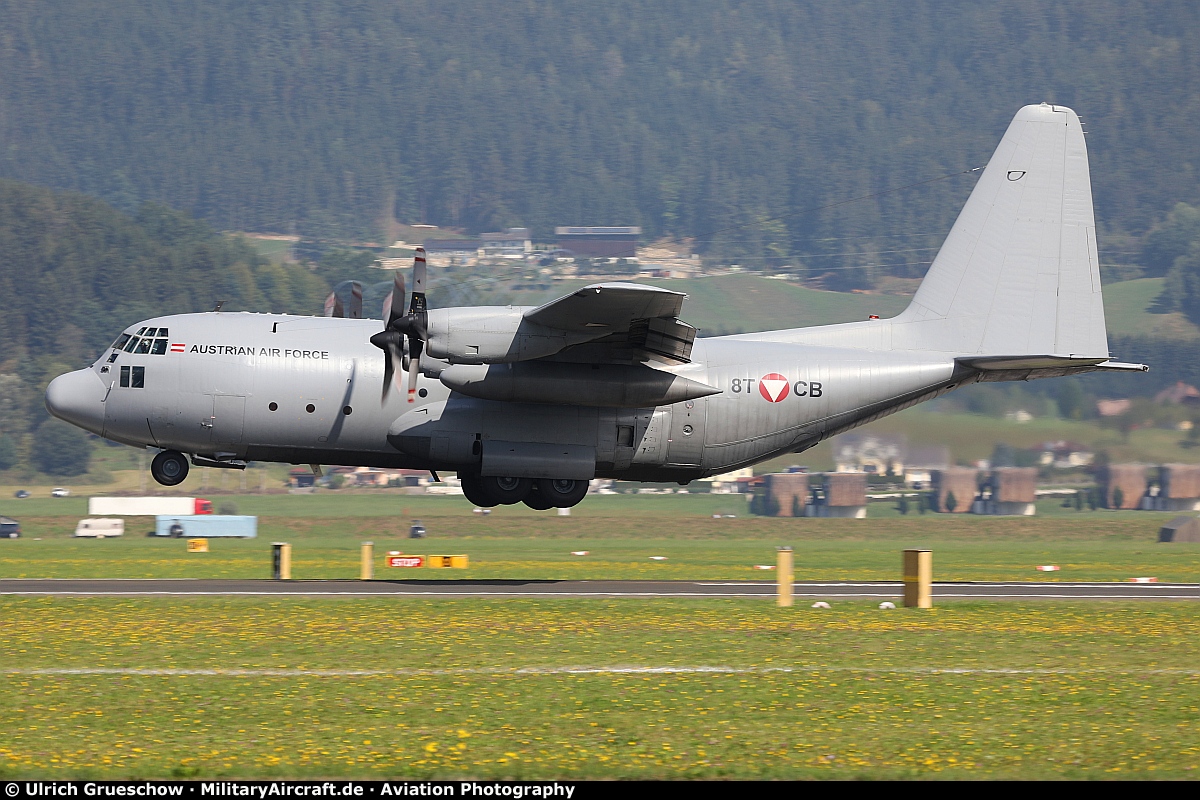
894, 103, 1108, 357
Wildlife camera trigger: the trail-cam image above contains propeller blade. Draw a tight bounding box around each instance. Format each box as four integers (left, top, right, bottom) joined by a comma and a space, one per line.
409, 247, 427, 315
385, 269, 406, 328
369, 330, 404, 403
406, 339, 423, 403
324, 291, 343, 318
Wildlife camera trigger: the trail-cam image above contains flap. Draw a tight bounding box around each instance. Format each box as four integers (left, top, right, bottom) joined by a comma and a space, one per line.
525, 282, 686, 331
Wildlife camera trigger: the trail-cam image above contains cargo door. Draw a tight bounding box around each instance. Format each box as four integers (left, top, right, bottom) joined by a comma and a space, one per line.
210, 395, 246, 446
666, 398, 706, 466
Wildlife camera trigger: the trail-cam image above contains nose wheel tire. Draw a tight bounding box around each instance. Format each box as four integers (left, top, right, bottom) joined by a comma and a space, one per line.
150, 451, 190, 486
480, 475, 533, 505
459, 473, 498, 508
535, 478, 589, 508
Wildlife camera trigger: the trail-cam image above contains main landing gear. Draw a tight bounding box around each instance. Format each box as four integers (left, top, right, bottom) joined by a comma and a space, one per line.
460, 473, 588, 509
150, 450, 190, 486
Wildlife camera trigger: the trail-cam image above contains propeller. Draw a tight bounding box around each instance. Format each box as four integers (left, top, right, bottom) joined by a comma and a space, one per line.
371, 247, 427, 403
324, 281, 364, 319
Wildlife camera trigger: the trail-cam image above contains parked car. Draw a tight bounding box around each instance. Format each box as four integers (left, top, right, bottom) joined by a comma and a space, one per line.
13, 490, 29, 499
0, 516, 19, 538
51, 488, 70, 498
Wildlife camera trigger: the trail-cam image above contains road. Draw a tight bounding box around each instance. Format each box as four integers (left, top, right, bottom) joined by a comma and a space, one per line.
1, 578, 1197, 599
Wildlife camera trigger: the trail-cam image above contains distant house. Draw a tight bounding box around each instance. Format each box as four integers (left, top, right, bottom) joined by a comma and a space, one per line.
1096, 398, 1132, 417
1155, 381, 1200, 406
555, 226, 641, 258
422, 238, 481, 256
831, 433, 905, 475
289, 467, 315, 488
1037, 440, 1094, 469
480, 228, 532, 257
904, 445, 951, 487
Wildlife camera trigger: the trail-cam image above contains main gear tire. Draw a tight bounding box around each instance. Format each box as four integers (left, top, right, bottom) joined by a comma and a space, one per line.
150, 451, 190, 486
522, 487, 556, 510
459, 473, 498, 508
535, 478, 589, 508
480, 475, 533, 505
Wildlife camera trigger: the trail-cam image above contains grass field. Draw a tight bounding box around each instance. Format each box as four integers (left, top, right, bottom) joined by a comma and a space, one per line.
1, 495, 1197, 582
1, 596, 1197, 779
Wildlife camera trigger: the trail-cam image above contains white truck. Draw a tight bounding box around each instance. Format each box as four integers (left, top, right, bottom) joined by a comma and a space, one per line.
87, 497, 214, 516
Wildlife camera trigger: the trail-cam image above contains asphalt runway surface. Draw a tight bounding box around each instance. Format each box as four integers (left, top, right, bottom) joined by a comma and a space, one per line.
1, 578, 1198, 599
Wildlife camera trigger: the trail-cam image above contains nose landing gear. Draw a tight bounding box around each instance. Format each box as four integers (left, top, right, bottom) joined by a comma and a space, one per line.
150, 450, 190, 486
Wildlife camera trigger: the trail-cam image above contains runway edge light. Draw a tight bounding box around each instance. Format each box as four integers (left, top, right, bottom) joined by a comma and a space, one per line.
361, 541, 374, 581
903, 549, 932, 609
776, 546, 793, 607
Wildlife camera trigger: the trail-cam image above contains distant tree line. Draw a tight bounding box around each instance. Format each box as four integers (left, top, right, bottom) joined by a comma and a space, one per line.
1, 1, 1199, 286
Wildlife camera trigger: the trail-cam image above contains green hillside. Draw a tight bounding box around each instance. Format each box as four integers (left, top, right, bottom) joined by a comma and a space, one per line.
1102, 278, 1200, 339
1, 1, 1198, 273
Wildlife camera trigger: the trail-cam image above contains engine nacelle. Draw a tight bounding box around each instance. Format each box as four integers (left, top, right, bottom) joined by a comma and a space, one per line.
425, 307, 591, 364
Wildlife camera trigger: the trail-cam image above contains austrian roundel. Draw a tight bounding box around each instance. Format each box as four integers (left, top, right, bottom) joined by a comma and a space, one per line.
759, 373, 790, 403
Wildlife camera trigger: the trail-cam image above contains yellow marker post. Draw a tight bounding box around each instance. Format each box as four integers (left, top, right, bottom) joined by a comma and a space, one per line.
360, 541, 374, 581
186, 538, 208, 553
272, 542, 292, 581
903, 549, 932, 608
776, 546, 793, 607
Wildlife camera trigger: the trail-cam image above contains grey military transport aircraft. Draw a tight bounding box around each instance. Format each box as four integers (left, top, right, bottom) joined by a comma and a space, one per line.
46, 104, 1145, 509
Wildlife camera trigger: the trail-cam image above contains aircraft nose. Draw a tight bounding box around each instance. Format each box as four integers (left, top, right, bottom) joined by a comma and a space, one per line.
45, 369, 107, 434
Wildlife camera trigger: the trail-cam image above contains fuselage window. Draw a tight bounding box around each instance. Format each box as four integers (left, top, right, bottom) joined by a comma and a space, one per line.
120, 365, 146, 388
106, 352, 119, 363
134, 338, 152, 354
113, 334, 131, 350
151, 339, 167, 355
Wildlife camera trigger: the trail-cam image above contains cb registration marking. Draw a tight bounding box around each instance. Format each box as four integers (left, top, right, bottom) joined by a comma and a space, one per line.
729, 376, 823, 399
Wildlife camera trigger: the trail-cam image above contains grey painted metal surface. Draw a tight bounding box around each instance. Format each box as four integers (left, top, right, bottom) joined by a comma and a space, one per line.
45, 105, 1145, 495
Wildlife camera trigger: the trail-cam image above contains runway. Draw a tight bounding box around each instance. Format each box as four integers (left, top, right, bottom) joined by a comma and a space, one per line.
1, 578, 1198, 599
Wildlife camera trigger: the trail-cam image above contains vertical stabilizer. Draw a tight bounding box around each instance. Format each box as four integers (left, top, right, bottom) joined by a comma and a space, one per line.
892, 104, 1107, 357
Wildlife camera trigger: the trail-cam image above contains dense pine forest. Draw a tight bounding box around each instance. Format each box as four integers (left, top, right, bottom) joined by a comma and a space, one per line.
1, 1, 1198, 279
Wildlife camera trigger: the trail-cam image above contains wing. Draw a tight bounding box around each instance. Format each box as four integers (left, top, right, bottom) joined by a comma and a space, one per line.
525, 282, 685, 329
524, 282, 697, 363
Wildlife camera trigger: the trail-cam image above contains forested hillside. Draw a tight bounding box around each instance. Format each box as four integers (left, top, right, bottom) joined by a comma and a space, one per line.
0, 180, 325, 445
1, 1, 1198, 281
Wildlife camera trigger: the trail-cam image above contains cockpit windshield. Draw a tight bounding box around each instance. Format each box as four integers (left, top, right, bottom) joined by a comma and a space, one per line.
113, 328, 172, 356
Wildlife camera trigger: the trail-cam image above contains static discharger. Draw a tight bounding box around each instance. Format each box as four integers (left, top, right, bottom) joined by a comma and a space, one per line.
777, 546, 793, 607
903, 549, 932, 608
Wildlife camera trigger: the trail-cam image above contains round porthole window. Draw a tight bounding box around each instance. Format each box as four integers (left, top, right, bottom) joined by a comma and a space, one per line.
418, 388, 428, 398
268, 402, 278, 412
682, 424, 694, 436
306, 403, 315, 413
342, 406, 353, 415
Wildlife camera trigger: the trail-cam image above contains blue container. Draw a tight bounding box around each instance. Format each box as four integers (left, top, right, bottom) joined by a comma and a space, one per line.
154, 515, 257, 538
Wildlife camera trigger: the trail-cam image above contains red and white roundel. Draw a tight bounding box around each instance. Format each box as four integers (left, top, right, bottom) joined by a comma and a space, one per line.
759, 373, 790, 402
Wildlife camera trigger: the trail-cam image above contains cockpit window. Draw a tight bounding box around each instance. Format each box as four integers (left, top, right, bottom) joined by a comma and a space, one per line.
150, 339, 167, 355
137, 327, 147, 336
134, 338, 152, 354
113, 334, 131, 350
144, 327, 158, 337
156, 328, 168, 337
123, 337, 140, 353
